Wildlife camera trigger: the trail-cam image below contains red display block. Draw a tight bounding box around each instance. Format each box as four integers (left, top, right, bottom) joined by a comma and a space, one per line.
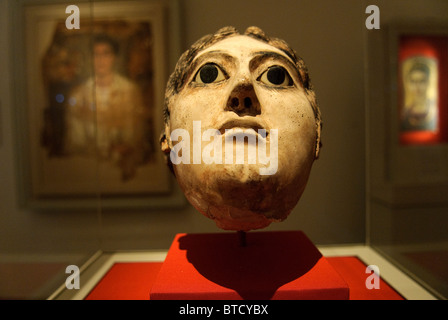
150, 231, 349, 300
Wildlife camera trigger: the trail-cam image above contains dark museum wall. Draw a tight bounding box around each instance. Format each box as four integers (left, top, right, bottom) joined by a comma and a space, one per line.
0, 0, 447, 299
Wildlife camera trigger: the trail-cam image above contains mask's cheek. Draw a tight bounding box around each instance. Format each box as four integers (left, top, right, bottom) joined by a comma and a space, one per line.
262, 96, 316, 181
170, 88, 229, 129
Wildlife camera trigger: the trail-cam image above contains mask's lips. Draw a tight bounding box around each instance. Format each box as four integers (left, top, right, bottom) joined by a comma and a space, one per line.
218, 119, 269, 139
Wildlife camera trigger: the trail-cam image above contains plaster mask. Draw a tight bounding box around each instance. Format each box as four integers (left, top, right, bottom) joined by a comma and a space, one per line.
161, 26, 322, 231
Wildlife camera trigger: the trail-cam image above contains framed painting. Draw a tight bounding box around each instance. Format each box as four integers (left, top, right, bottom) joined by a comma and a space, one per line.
12, 0, 185, 209
395, 30, 448, 145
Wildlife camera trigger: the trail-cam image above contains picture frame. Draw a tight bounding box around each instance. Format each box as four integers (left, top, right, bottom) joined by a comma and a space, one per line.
394, 29, 448, 146
386, 24, 448, 185
387, 22, 448, 147
11, 0, 185, 210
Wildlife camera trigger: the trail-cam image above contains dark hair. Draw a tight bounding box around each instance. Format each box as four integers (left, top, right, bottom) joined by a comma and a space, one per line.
93, 34, 119, 55
409, 61, 430, 78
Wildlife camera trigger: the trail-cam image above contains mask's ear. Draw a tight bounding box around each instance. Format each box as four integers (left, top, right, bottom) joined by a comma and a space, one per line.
315, 119, 322, 159
160, 132, 170, 154
160, 126, 175, 174
304, 89, 322, 160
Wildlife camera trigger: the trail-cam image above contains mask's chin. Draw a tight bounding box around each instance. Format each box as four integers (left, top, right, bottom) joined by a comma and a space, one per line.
206, 204, 282, 231
173, 162, 303, 231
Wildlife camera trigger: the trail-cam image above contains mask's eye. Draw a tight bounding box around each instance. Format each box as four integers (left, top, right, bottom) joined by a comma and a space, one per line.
258, 66, 293, 87
194, 63, 226, 84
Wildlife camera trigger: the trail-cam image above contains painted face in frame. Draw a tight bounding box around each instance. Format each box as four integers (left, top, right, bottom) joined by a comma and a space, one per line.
164, 29, 320, 231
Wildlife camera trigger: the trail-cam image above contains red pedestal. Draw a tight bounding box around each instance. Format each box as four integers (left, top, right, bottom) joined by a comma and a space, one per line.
150, 231, 349, 300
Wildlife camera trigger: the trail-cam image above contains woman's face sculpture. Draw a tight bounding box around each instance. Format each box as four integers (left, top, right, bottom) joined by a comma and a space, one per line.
161, 27, 322, 231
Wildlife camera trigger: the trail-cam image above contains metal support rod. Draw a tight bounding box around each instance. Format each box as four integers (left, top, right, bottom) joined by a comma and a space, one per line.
238, 230, 247, 247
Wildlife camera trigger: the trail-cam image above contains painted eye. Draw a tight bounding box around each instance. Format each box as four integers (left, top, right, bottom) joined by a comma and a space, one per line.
258, 66, 293, 86
194, 63, 226, 84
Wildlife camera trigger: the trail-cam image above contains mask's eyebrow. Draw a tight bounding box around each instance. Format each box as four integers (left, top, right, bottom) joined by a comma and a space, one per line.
249, 51, 298, 74
187, 50, 236, 79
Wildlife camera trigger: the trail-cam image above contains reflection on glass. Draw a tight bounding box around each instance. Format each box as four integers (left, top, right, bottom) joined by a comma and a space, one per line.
400, 57, 438, 133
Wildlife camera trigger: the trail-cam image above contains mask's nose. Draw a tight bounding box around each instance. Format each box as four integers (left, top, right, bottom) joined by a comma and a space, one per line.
225, 82, 261, 117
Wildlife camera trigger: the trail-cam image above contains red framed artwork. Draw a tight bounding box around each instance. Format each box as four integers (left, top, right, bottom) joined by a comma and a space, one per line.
398, 35, 448, 145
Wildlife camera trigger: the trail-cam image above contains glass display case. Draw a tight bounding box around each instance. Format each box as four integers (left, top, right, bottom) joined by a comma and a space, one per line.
366, 21, 448, 299
1, 0, 447, 302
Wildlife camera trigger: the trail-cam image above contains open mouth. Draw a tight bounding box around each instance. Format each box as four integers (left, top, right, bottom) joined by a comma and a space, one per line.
218, 119, 268, 138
